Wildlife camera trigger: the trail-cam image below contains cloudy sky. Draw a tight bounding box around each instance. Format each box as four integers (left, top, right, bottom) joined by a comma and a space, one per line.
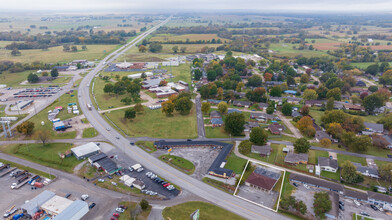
3, 0, 392, 12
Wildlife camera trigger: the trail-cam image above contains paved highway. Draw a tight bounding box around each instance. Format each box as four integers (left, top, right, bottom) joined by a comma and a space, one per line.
77, 17, 288, 220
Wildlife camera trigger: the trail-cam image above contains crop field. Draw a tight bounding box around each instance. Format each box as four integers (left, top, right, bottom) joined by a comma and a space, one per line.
150, 34, 229, 42
269, 43, 330, 58
0, 44, 119, 64
351, 62, 392, 69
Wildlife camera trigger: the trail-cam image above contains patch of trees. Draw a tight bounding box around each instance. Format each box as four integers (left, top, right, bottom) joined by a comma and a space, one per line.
16, 121, 35, 136
313, 192, 331, 219
161, 93, 193, 116
0, 61, 51, 73
224, 112, 245, 136
280, 196, 307, 216
27, 73, 39, 83
103, 77, 141, 103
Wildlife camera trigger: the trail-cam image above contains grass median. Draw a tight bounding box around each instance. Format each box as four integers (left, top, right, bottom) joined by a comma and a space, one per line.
158, 154, 195, 175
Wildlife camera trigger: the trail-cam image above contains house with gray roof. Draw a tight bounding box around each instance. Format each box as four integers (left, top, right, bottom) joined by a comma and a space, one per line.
291, 111, 302, 118
141, 78, 162, 89
258, 103, 269, 109
318, 157, 338, 173
251, 145, 272, 156
363, 122, 384, 135
228, 108, 242, 114
233, 100, 251, 107
368, 191, 392, 206
210, 118, 223, 127
244, 122, 259, 132
352, 162, 379, 179
315, 130, 333, 142
284, 153, 308, 164
210, 110, 222, 118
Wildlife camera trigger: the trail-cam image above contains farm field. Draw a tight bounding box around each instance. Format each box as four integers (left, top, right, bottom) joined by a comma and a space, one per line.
0, 44, 119, 64
150, 34, 229, 42
351, 62, 392, 70
269, 43, 330, 58
103, 106, 198, 139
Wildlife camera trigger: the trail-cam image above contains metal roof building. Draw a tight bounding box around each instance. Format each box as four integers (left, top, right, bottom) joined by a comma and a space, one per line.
71, 142, 101, 160
52, 200, 89, 220
21, 190, 55, 215
41, 195, 73, 216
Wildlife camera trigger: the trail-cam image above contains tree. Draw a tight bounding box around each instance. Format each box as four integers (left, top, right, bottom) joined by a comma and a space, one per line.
363, 94, 384, 114
365, 63, 379, 75
11, 48, 21, 56
217, 101, 228, 114
264, 72, 272, 81
297, 116, 313, 131
103, 83, 114, 94
313, 192, 332, 219
300, 105, 309, 116
141, 72, 147, 79
351, 95, 361, 105
238, 140, 252, 155
134, 103, 144, 113
270, 86, 282, 97
236, 82, 245, 92
341, 161, 363, 183
326, 98, 335, 111
379, 163, 392, 184
207, 69, 217, 81
326, 122, 344, 139
287, 76, 295, 86
326, 88, 341, 101
121, 97, 132, 105
124, 108, 136, 120
378, 113, 392, 130
316, 85, 328, 99
63, 44, 70, 52
194, 69, 202, 80
303, 89, 318, 100
71, 45, 78, 52
50, 68, 59, 78
247, 75, 262, 87
368, 85, 379, 93
180, 46, 187, 53
16, 121, 34, 136
320, 138, 332, 148
281, 103, 292, 116
82, 45, 87, 50
172, 46, 178, 53
138, 45, 147, 53
161, 100, 175, 116
174, 97, 193, 115
35, 130, 51, 146
266, 105, 274, 114
224, 112, 245, 136
296, 200, 307, 215
300, 74, 309, 83
249, 127, 268, 146
201, 102, 211, 115
217, 87, 223, 100
149, 42, 162, 53
380, 62, 390, 72
294, 138, 310, 153
27, 73, 39, 83
140, 199, 149, 211
303, 126, 316, 137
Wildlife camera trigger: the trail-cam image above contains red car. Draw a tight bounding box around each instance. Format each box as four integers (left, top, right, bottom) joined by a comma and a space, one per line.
163, 183, 171, 187
110, 217, 117, 220
113, 213, 120, 218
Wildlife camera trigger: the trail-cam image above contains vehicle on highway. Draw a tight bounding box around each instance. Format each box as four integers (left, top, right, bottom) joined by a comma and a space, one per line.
353, 200, 360, 206
89, 203, 96, 209
116, 137, 120, 139
187, 139, 192, 141
65, 193, 71, 198
130, 142, 135, 145
11, 182, 18, 189
3, 206, 17, 218
81, 194, 89, 201
115, 208, 124, 213
106, 128, 111, 131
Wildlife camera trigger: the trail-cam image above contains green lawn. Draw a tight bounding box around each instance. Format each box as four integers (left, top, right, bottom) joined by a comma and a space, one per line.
104, 106, 198, 139
224, 152, 248, 174
136, 141, 156, 153
161, 64, 192, 87
0, 70, 33, 87
245, 144, 283, 164
337, 154, 367, 166
82, 127, 99, 138
0, 44, 118, 64
1, 143, 80, 173
280, 172, 295, 198
0, 158, 55, 179
308, 150, 329, 164
351, 62, 392, 70
159, 154, 195, 174
202, 177, 236, 194
118, 201, 152, 220
269, 43, 330, 58
26, 92, 80, 139
162, 201, 246, 220
321, 170, 341, 181
309, 108, 324, 125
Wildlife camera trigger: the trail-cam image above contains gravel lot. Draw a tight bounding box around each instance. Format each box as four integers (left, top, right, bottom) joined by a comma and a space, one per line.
236, 185, 278, 209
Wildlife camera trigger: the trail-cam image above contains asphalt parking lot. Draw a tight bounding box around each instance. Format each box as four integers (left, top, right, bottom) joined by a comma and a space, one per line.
152, 147, 221, 180
236, 185, 278, 209
99, 143, 180, 199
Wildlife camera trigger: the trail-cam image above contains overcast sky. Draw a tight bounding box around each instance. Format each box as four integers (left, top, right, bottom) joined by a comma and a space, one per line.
3, 0, 392, 12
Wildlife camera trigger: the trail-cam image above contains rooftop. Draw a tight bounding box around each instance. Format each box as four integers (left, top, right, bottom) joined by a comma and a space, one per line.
71, 142, 100, 157
318, 157, 338, 169
41, 195, 73, 215
284, 153, 308, 164
52, 200, 88, 220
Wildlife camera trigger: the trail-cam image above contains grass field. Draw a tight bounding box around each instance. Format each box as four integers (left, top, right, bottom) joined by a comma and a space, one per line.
351, 62, 392, 70
159, 154, 195, 174
136, 141, 156, 153
0, 158, 55, 179
104, 106, 198, 139
118, 201, 152, 220
0, 44, 119, 64
150, 34, 229, 42
26, 92, 80, 139
224, 152, 247, 174
161, 64, 192, 87
0, 70, 33, 87
337, 154, 366, 166
280, 172, 295, 198
0, 143, 79, 173
82, 127, 99, 138
162, 201, 246, 220
269, 43, 330, 58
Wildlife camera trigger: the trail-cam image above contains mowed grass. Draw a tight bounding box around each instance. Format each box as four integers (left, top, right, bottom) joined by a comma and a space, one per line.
136, 141, 156, 153
161, 63, 192, 87
0, 143, 80, 173
280, 172, 295, 198
150, 34, 229, 42
0, 44, 118, 64
337, 154, 366, 166
269, 43, 330, 58
0, 158, 55, 179
27, 92, 80, 139
118, 201, 152, 220
82, 127, 99, 138
224, 152, 248, 174
159, 154, 195, 174
162, 201, 246, 220
0, 70, 32, 87
351, 62, 392, 70
104, 106, 198, 139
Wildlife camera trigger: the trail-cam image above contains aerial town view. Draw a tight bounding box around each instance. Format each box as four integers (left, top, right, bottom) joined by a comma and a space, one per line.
2, 1, 392, 220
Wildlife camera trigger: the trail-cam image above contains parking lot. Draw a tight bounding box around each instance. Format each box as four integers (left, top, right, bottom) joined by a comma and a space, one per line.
236, 185, 278, 209
291, 181, 391, 220
98, 143, 180, 199
152, 147, 221, 180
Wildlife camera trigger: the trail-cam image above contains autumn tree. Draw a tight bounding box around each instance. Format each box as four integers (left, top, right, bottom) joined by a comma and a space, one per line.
303, 89, 318, 100
379, 163, 392, 184
249, 127, 268, 146
134, 103, 144, 113
201, 102, 211, 115
341, 161, 363, 183
264, 72, 272, 81
138, 45, 147, 53
326, 122, 344, 139
320, 138, 332, 148
224, 112, 245, 136
161, 100, 175, 116
300, 105, 309, 116
217, 101, 228, 114
16, 121, 35, 136
297, 116, 313, 132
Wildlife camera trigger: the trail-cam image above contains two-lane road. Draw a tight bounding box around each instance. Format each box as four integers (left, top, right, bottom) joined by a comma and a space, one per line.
78, 17, 288, 220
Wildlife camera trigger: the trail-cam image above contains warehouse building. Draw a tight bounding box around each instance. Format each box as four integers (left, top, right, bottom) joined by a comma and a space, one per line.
41, 195, 73, 216
21, 190, 55, 215
52, 200, 89, 220
71, 142, 101, 160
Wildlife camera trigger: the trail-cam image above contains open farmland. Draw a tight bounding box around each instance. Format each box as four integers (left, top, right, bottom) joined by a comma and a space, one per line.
150, 34, 229, 42
0, 44, 119, 64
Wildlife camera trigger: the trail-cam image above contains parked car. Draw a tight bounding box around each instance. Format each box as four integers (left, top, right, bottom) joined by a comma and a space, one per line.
65, 193, 71, 198
111, 182, 117, 186
119, 205, 128, 210
89, 203, 96, 209
3, 207, 17, 218
293, 182, 299, 187
370, 204, 378, 211
360, 212, 369, 216
128, 167, 134, 172
304, 184, 310, 189
98, 179, 104, 183
339, 201, 344, 206
81, 194, 89, 201
115, 208, 124, 213
339, 204, 344, 211
113, 213, 120, 218
353, 200, 360, 206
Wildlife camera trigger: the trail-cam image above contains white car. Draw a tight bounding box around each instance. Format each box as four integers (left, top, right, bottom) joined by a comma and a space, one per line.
304, 184, 310, 189
353, 200, 360, 206
81, 194, 89, 201
10, 183, 17, 189
115, 208, 124, 213
111, 182, 117, 186
98, 179, 104, 183
136, 168, 144, 172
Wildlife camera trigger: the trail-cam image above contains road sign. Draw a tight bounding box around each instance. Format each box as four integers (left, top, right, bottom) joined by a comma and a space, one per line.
168, 148, 172, 153
190, 209, 200, 220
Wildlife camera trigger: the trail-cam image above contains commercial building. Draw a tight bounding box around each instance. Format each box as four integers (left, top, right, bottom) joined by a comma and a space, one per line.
128, 72, 153, 79
88, 152, 120, 174
53, 200, 89, 220
71, 142, 101, 160
21, 190, 56, 215
245, 167, 281, 192
10, 100, 33, 111
41, 195, 74, 216
119, 175, 145, 189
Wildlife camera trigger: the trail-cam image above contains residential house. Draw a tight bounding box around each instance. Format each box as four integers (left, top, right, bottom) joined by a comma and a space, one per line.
284, 153, 308, 164
210, 110, 222, 119
233, 100, 251, 108
343, 103, 364, 111
363, 122, 384, 135
210, 118, 224, 127
305, 100, 326, 107
250, 112, 274, 122
344, 189, 368, 202
265, 81, 283, 86
244, 122, 259, 132
292, 111, 302, 118
207, 99, 223, 105
228, 108, 242, 114
318, 157, 338, 173
352, 162, 379, 179
368, 191, 392, 207
356, 80, 367, 87
245, 167, 281, 192
251, 145, 272, 157
315, 130, 334, 142
268, 123, 284, 135
258, 103, 269, 109
286, 97, 302, 104
333, 102, 344, 110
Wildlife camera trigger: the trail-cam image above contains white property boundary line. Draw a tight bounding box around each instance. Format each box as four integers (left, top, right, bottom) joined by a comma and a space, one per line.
233, 159, 286, 213
354, 213, 382, 220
